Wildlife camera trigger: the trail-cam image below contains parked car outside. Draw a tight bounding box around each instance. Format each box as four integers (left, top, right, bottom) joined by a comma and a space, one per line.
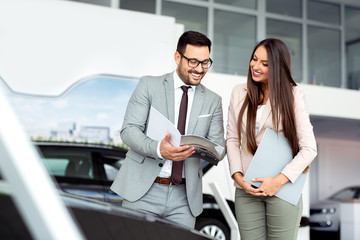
34, 141, 234, 240
0, 181, 212, 240
310, 186, 360, 233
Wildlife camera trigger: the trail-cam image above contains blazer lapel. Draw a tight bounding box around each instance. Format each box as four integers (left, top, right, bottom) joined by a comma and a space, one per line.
164, 73, 175, 124
239, 94, 248, 133
187, 84, 204, 134
258, 99, 271, 134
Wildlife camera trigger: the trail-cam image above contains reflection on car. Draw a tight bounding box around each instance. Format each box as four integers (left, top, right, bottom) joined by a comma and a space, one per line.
310, 186, 360, 233
36, 142, 125, 206
0, 182, 212, 240
34, 141, 234, 240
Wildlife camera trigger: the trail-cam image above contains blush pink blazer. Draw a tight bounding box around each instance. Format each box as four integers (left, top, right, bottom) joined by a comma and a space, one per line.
226, 83, 317, 188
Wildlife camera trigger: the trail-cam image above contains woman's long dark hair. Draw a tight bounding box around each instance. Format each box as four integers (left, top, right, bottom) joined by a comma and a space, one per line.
238, 38, 299, 157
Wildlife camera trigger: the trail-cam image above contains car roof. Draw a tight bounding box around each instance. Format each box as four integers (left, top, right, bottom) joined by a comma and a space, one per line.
33, 141, 128, 153
33, 141, 215, 173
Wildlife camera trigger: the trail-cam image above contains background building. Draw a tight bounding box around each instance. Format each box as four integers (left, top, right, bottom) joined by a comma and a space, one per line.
72, 0, 360, 91
79, 126, 110, 143
73, 0, 360, 206
68, 0, 360, 217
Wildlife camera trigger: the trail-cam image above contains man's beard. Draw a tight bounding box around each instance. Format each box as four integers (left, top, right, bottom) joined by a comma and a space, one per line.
177, 67, 203, 86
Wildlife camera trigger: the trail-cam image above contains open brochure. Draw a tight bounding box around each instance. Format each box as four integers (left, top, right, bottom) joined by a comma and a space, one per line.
180, 135, 224, 165
146, 106, 224, 165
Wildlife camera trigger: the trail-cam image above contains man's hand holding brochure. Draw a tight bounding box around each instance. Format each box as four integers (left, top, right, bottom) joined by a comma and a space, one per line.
243, 128, 308, 205
146, 106, 224, 165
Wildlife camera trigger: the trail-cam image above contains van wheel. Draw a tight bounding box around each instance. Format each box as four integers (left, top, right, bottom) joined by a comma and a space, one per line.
195, 218, 230, 240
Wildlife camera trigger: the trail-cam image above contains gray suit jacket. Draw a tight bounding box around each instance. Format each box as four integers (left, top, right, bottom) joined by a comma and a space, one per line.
110, 72, 225, 217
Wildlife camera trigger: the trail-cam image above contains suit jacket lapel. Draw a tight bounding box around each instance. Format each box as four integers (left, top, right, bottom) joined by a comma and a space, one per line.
187, 84, 204, 134
258, 99, 271, 134
164, 73, 175, 124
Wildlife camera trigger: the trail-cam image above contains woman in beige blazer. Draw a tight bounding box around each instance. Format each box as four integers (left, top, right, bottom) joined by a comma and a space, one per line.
226, 38, 317, 240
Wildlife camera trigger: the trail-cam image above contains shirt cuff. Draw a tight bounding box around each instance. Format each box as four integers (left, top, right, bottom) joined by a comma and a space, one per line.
157, 142, 163, 159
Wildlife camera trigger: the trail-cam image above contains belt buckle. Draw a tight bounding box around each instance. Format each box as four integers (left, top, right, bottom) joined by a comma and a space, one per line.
158, 177, 172, 185
166, 177, 172, 185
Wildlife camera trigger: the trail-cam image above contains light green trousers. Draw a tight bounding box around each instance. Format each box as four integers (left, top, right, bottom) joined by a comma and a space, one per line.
235, 188, 303, 240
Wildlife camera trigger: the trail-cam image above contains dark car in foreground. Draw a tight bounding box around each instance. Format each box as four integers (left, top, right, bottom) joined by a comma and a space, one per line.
0, 181, 212, 240
35, 142, 126, 206
34, 141, 234, 240
310, 186, 360, 233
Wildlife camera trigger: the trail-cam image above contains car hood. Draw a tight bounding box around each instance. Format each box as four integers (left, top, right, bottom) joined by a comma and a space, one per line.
311, 199, 339, 209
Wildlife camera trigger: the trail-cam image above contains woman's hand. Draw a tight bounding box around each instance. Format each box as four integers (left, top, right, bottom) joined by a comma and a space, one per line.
252, 173, 289, 196
233, 172, 267, 196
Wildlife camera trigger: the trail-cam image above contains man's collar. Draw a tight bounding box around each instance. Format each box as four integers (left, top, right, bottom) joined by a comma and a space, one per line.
173, 71, 196, 91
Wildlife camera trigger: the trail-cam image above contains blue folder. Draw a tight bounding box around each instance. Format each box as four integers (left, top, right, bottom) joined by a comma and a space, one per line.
243, 128, 307, 205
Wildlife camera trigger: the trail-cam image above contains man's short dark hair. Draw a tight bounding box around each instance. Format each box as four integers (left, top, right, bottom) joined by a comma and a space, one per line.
176, 31, 212, 54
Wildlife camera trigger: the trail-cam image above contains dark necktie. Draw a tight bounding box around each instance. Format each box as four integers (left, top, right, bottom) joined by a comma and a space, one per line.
171, 85, 189, 185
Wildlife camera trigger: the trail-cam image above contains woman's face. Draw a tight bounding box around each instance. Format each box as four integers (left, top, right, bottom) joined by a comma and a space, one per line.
250, 45, 269, 84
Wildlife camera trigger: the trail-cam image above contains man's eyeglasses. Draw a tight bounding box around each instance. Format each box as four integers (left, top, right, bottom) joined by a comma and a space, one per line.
179, 52, 213, 69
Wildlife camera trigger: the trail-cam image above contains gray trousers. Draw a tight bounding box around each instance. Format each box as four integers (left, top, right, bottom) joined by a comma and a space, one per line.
122, 182, 195, 228
235, 188, 303, 240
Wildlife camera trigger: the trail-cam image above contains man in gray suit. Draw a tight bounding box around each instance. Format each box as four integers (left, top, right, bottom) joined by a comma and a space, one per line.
111, 31, 225, 228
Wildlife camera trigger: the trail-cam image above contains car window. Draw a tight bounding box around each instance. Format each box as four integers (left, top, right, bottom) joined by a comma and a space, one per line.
41, 152, 94, 180
5, 76, 137, 149
104, 164, 119, 181
103, 157, 123, 181
42, 158, 69, 176
330, 188, 357, 200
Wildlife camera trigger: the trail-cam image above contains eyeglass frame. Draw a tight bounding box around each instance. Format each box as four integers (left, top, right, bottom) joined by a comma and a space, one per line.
179, 52, 213, 69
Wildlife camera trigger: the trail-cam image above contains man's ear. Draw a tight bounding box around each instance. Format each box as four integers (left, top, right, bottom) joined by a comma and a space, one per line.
174, 51, 181, 65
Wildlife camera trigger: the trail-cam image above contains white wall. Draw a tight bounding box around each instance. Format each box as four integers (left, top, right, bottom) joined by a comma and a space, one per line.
301, 84, 360, 120
201, 73, 245, 201
0, 0, 178, 96
315, 137, 360, 201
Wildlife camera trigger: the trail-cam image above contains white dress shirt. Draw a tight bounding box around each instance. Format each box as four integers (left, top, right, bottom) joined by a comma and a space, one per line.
157, 71, 196, 178
256, 105, 266, 134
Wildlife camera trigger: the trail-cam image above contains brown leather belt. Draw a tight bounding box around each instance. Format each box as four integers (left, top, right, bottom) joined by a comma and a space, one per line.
154, 177, 185, 185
